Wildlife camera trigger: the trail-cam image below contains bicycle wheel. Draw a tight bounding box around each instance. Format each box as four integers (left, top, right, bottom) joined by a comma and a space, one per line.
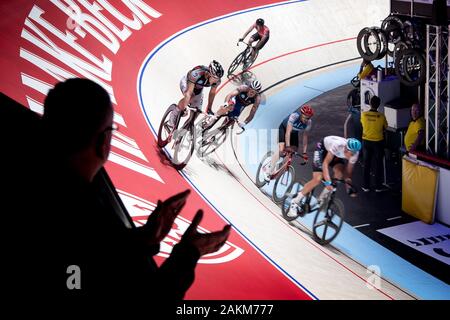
255, 151, 273, 188
228, 51, 245, 76
395, 48, 426, 86
362, 27, 382, 61
172, 124, 195, 169
272, 165, 295, 204
312, 198, 345, 245
281, 181, 308, 221
196, 127, 227, 158
157, 104, 177, 148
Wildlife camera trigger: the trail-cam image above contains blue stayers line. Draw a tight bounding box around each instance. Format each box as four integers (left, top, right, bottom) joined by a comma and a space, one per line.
137, 1, 318, 300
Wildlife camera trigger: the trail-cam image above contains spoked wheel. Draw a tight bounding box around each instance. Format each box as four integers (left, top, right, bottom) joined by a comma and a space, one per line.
281, 182, 308, 221
228, 51, 246, 78
172, 125, 195, 170
312, 198, 345, 245
196, 126, 228, 158
157, 104, 177, 148
255, 151, 273, 188
273, 165, 295, 204
395, 48, 426, 86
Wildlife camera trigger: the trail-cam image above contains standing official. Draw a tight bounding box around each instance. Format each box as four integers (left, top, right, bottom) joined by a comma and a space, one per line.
360, 95, 388, 192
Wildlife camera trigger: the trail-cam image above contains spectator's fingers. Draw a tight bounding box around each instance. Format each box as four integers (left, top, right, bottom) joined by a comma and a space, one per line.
207, 224, 231, 245
185, 210, 203, 236
164, 189, 190, 214
164, 189, 190, 205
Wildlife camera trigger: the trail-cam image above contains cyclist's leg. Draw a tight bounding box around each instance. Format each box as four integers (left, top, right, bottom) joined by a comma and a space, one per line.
292, 142, 325, 203
332, 162, 345, 180
268, 123, 287, 175
248, 33, 260, 62
293, 172, 322, 202
254, 34, 269, 51
170, 76, 190, 128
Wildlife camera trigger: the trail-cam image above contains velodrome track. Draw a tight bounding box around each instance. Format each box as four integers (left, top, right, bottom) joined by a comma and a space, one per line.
3, 0, 448, 299
138, 0, 418, 299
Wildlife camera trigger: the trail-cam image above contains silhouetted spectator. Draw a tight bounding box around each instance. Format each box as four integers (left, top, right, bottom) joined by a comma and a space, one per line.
30, 78, 230, 302
360, 95, 388, 192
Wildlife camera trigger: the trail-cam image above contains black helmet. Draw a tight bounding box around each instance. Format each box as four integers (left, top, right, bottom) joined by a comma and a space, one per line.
209, 60, 224, 78
256, 18, 264, 26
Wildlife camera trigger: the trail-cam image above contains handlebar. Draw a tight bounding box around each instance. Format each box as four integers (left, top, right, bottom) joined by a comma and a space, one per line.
237, 40, 251, 47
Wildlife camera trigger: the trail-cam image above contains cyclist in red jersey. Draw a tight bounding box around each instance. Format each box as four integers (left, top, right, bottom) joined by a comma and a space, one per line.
239, 18, 270, 63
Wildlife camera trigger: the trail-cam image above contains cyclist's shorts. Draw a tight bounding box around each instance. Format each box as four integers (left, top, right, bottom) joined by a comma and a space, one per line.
278, 123, 299, 147
228, 100, 245, 119
180, 75, 203, 110
312, 139, 346, 172
250, 32, 269, 50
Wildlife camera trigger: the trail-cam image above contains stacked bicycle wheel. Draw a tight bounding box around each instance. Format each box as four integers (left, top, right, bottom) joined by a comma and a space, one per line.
356, 14, 426, 87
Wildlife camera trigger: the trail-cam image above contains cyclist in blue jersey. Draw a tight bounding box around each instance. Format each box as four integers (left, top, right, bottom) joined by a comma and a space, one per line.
263, 105, 314, 182
203, 80, 262, 129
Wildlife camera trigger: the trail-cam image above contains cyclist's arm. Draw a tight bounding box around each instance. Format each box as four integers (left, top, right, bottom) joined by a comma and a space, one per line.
179, 81, 195, 110
241, 24, 254, 40
205, 86, 218, 114
243, 96, 260, 124
224, 89, 239, 104
285, 123, 293, 147
322, 152, 334, 183
243, 104, 258, 124
302, 131, 308, 154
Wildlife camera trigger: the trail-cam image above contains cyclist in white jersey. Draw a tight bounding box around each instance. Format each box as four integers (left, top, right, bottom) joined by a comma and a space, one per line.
263, 105, 314, 182
169, 60, 224, 129
287, 136, 361, 217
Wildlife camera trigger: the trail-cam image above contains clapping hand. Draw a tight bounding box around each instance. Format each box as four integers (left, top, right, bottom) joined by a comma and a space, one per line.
180, 210, 231, 256
141, 190, 191, 246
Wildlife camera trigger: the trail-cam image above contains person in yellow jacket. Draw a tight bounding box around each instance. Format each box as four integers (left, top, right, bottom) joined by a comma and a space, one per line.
404, 103, 425, 152
358, 60, 375, 80
360, 95, 388, 192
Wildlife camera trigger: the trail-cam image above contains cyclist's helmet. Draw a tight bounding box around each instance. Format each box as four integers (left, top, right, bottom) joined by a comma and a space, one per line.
346, 138, 362, 153
209, 60, 224, 78
300, 105, 314, 117
256, 18, 264, 26
249, 80, 262, 92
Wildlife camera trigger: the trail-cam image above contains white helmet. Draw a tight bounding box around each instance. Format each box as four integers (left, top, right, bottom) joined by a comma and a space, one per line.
250, 80, 262, 92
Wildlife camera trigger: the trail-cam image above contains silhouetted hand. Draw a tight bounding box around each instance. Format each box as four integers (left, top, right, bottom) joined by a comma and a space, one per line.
140, 190, 191, 246
180, 210, 231, 256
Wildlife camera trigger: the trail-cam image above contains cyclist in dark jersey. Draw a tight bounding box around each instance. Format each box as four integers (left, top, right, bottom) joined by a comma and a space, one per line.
239, 18, 270, 64
169, 60, 224, 129
263, 105, 314, 182
206, 80, 262, 129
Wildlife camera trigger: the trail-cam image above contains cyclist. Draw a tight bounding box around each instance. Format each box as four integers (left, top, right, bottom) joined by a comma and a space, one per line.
204, 80, 262, 130
287, 136, 361, 217
168, 60, 224, 130
239, 18, 270, 66
263, 105, 314, 182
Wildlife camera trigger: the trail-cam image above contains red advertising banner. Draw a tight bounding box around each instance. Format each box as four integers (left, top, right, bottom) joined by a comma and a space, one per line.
0, 0, 313, 299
